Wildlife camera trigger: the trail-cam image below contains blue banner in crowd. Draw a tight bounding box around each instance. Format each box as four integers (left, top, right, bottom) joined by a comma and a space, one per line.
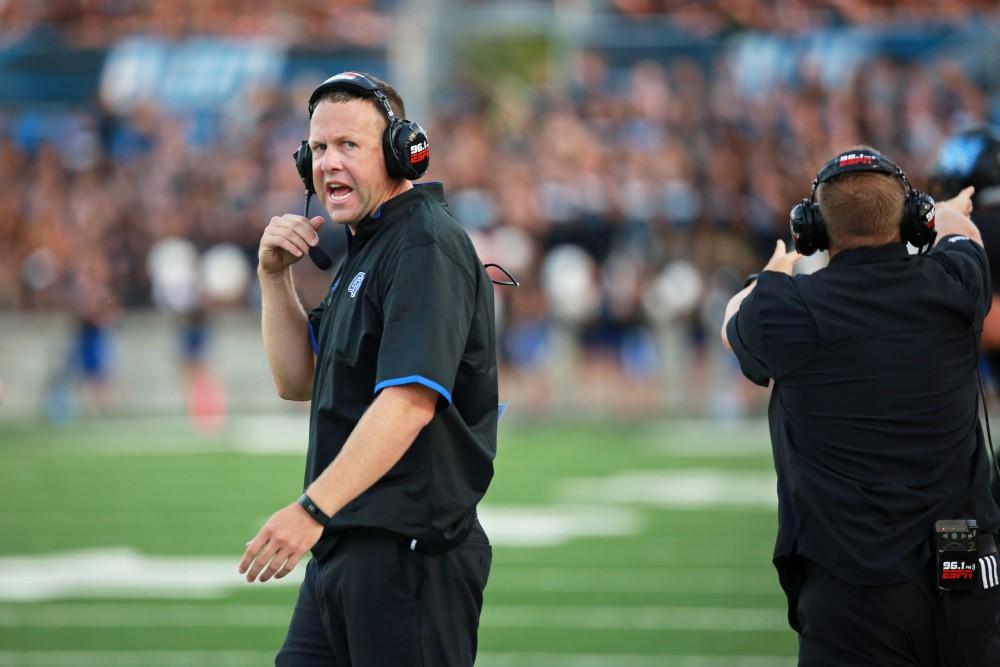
100, 37, 284, 112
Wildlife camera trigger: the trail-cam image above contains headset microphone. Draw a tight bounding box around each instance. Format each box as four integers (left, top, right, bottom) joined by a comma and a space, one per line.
294, 140, 332, 271
303, 193, 332, 270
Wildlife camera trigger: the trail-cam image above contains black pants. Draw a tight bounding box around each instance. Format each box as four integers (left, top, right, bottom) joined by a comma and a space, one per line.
275, 520, 491, 667
795, 560, 1000, 666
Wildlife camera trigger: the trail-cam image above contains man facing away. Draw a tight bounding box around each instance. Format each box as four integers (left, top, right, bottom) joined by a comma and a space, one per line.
722, 147, 1000, 666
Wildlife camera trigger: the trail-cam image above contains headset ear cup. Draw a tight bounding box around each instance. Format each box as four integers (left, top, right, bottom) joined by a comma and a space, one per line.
790, 200, 828, 256
383, 120, 429, 181
901, 192, 937, 248
381, 121, 404, 179
294, 141, 315, 195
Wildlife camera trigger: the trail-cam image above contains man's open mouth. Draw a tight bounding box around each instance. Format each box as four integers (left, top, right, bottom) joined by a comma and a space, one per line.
327, 184, 353, 202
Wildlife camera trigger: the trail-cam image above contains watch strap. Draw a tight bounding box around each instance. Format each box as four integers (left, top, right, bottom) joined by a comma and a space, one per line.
297, 493, 332, 526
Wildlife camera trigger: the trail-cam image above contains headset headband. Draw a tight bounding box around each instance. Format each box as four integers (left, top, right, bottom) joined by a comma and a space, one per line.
810, 150, 913, 201
307, 71, 397, 122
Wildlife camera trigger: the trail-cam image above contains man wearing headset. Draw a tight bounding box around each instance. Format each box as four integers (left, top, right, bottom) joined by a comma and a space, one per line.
721, 147, 1000, 665
240, 72, 497, 667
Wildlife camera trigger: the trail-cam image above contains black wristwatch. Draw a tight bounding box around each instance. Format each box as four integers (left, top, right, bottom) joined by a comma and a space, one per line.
743, 272, 760, 288
297, 493, 332, 526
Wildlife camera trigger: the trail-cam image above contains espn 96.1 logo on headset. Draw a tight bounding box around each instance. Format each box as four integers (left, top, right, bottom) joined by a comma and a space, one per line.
789, 149, 938, 255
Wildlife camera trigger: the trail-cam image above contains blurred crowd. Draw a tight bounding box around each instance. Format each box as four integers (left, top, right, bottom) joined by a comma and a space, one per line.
2, 3, 998, 416
3, 0, 996, 45
0, 0, 393, 48
437, 48, 993, 413
610, 0, 998, 33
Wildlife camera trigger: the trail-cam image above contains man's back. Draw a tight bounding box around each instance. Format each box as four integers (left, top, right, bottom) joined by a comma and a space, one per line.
728, 239, 1000, 584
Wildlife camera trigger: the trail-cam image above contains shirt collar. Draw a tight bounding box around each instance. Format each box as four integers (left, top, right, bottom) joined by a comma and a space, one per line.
829, 242, 910, 266
348, 182, 446, 247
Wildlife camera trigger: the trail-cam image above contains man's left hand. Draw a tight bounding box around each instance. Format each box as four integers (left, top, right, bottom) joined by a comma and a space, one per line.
937, 185, 975, 218
239, 502, 324, 583
762, 240, 800, 276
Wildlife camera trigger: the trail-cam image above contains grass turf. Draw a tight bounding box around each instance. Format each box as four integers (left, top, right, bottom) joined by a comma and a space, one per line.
0, 416, 796, 665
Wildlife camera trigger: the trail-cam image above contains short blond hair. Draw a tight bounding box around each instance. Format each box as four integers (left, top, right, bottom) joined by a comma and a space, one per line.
817, 166, 905, 249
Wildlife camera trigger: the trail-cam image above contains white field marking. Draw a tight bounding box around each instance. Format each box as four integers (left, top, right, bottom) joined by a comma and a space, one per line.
642, 436, 771, 458
35, 415, 774, 457
0, 602, 786, 632
560, 469, 778, 510
14, 415, 310, 457
478, 505, 641, 547
490, 566, 777, 594
0, 548, 302, 602
0, 557, 776, 604
0, 504, 642, 602
228, 414, 308, 454
0, 652, 796, 667
639, 418, 770, 452
0, 603, 290, 627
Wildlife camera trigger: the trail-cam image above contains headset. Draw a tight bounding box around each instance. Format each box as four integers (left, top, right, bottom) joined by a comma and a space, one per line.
288, 72, 519, 288
790, 149, 937, 255
294, 71, 429, 188
291, 72, 430, 270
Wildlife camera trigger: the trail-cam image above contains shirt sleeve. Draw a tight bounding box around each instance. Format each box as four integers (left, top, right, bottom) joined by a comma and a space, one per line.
727, 307, 770, 387
929, 235, 991, 321
375, 243, 476, 406
726, 271, 819, 387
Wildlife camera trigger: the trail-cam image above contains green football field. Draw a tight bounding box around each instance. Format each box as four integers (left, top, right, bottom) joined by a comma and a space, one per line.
0, 416, 797, 666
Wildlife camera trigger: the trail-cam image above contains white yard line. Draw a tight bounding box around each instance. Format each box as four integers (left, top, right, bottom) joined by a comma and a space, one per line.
0, 603, 290, 627
0, 546, 777, 602
0, 548, 301, 601
478, 505, 642, 547
561, 470, 778, 509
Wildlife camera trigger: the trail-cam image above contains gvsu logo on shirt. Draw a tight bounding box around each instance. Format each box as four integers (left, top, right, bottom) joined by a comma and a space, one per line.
348, 272, 366, 298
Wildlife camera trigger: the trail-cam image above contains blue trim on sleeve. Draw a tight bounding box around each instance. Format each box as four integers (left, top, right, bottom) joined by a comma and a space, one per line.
374, 375, 452, 405
308, 322, 319, 355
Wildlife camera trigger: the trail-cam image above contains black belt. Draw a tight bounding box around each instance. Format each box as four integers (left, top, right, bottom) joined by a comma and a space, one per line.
340, 518, 478, 556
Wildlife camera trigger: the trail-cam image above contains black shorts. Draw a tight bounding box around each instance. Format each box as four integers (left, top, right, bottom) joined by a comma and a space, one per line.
275, 519, 491, 667
794, 559, 1000, 666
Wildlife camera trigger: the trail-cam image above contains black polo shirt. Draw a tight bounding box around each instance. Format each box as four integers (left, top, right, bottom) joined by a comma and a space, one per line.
727, 236, 1000, 586
304, 183, 498, 560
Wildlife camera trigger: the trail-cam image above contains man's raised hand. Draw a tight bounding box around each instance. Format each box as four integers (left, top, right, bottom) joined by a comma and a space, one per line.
258, 215, 324, 274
